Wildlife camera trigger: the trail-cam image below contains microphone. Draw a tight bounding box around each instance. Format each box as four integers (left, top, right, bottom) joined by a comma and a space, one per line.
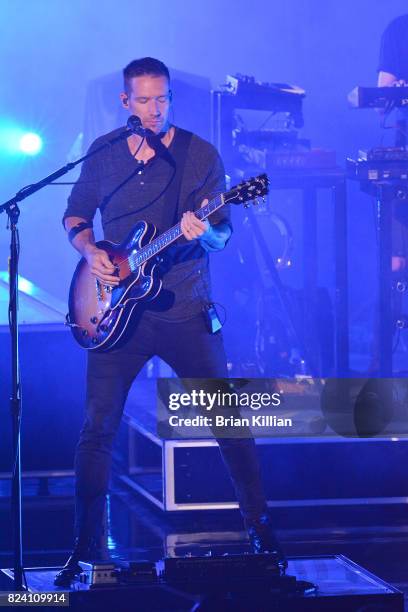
127, 115, 146, 136
126, 115, 175, 167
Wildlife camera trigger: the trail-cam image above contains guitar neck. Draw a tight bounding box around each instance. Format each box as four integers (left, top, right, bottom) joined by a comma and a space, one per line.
128, 193, 225, 268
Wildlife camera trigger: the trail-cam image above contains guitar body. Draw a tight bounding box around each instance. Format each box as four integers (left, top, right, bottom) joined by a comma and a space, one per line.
68, 221, 162, 351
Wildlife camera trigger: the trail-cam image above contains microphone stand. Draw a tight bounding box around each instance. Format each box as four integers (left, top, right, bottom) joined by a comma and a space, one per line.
0, 121, 141, 591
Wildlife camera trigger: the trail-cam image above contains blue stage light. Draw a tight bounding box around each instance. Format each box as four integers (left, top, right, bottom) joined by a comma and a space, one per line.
0, 124, 44, 157
19, 132, 43, 155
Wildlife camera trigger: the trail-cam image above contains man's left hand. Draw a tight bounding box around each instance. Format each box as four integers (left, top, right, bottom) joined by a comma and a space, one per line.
181, 199, 210, 241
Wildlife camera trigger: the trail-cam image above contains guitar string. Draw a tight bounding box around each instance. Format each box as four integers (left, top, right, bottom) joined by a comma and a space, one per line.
110, 177, 267, 271
127, 192, 233, 267
128, 195, 222, 266
129, 180, 267, 267
111, 194, 224, 269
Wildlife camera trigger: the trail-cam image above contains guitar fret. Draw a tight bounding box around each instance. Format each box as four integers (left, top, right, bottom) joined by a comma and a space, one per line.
134, 199, 218, 267
124, 177, 268, 272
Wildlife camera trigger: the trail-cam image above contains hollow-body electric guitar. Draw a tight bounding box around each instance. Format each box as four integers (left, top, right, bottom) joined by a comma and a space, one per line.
67, 174, 269, 351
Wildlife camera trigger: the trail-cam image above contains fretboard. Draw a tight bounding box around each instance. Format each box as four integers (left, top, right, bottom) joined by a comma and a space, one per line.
128, 193, 224, 270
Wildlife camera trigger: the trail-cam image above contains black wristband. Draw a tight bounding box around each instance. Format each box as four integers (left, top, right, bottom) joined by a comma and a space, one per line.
68, 221, 93, 243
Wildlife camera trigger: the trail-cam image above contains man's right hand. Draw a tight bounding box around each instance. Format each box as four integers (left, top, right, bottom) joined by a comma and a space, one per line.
84, 245, 120, 285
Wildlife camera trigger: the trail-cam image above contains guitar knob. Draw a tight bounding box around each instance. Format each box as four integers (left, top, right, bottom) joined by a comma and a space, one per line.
100, 324, 108, 332
82, 330, 88, 337
90, 316, 98, 324
91, 337, 99, 345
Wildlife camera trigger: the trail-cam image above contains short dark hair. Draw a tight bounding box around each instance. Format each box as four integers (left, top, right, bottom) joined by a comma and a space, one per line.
123, 57, 170, 92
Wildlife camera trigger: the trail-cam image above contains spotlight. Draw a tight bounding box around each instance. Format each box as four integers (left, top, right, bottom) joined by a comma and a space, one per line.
18, 132, 43, 156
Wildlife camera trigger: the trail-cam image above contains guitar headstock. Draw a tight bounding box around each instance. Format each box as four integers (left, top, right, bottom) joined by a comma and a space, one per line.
224, 173, 269, 207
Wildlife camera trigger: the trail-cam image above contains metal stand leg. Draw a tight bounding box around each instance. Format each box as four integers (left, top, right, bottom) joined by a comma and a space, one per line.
334, 179, 349, 375
377, 184, 393, 376
302, 187, 319, 373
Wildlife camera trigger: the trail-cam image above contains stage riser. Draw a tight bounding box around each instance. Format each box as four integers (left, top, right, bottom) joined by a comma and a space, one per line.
0, 325, 86, 475
116, 423, 408, 510
1, 556, 403, 612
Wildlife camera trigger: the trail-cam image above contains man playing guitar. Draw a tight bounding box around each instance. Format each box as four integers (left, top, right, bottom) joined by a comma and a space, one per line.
55, 57, 285, 586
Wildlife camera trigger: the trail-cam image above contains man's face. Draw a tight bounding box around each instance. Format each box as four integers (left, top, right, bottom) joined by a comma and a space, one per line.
121, 74, 171, 135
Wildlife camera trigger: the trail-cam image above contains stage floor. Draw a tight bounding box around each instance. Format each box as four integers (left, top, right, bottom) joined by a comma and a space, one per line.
0, 555, 404, 611
0, 477, 407, 609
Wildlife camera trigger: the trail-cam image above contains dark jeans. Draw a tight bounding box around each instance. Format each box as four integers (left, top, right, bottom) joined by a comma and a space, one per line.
74, 311, 268, 541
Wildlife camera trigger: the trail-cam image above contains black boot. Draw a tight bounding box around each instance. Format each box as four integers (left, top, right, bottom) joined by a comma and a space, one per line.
246, 515, 287, 569
54, 536, 110, 587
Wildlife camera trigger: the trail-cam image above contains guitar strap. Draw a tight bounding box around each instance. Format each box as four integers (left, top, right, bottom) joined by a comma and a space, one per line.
161, 127, 193, 230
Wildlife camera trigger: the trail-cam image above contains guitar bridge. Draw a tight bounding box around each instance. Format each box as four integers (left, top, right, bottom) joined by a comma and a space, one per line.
96, 279, 114, 303
96, 278, 103, 301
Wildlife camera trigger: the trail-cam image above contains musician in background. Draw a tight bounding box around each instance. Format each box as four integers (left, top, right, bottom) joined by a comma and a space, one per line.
54, 57, 285, 586
378, 14, 408, 88
378, 14, 408, 274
